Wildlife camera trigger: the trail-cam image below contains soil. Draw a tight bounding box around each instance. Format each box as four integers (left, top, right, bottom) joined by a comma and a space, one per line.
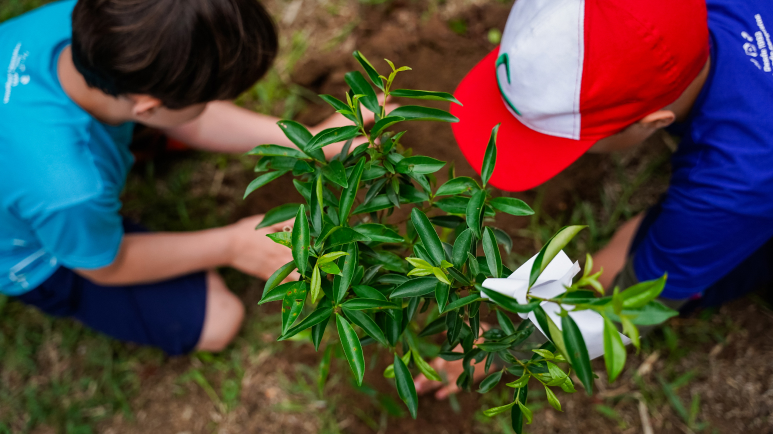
96, 0, 773, 433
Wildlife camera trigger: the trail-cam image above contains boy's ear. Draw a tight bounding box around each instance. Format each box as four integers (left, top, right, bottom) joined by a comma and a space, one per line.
128, 95, 164, 119
638, 110, 676, 131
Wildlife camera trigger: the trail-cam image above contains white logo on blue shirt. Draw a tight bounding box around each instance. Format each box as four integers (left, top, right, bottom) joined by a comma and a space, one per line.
742, 14, 773, 73
4, 42, 31, 104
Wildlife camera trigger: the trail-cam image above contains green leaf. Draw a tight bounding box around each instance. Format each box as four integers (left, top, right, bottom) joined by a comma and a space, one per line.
307, 126, 361, 152
311, 312, 330, 351
399, 184, 429, 203
419, 315, 447, 337
562, 314, 594, 395
445, 294, 482, 311
432, 267, 451, 285
319, 262, 340, 275
479, 286, 540, 313
603, 317, 626, 383
291, 205, 310, 276
483, 401, 516, 417
318, 95, 356, 122
259, 281, 300, 305
362, 165, 388, 181
482, 227, 502, 278
310, 266, 322, 303
393, 353, 418, 419
435, 196, 469, 215
281, 282, 308, 334
334, 242, 359, 304
343, 308, 388, 346
410, 208, 444, 266
317, 251, 349, 264
370, 116, 404, 138
496, 310, 516, 335
511, 385, 528, 433
389, 105, 459, 123
435, 283, 449, 312
604, 300, 678, 325
390, 277, 438, 298
262, 261, 296, 302
529, 225, 586, 288
450, 229, 474, 269
255, 204, 302, 230
621, 316, 640, 351
276, 120, 326, 161
491, 227, 513, 255
490, 197, 535, 216
353, 195, 393, 214
620, 275, 667, 309
321, 160, 349, 188
466, 190, 487, 238
396, 156, 446, 175
336, 314, 365, 386
339, 158, 366, 224
406, 257, 433, 269
547, 314, 568, 359
518, 402, 533, 425
353, 223, 404, 243
435, 177, 480, 196
246, 144, 308, 159
383, 351, 412, 379
267, 231, 292, 248
325, 227, 371, 249
353, 51, 384, 90
341, 298, 401, 310
345, 71, 380, 113
475, 370, 502, 394
412, 351, 442, 382
481, 124, 499, 187
244, 170, 289, 199
279, 304, 333, 340
389, 89, 462, 105
544, 386, 562, 411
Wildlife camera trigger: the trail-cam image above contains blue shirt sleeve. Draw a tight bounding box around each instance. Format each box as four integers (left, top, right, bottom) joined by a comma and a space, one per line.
29, 195, 124, 270
632, 190, 773, 300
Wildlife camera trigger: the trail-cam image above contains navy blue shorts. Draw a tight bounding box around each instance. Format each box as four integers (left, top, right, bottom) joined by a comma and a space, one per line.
12, 221, 207, 356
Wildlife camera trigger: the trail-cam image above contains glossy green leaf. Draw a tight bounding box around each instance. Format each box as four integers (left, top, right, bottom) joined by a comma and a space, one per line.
466, 190, 487, 238
435, 282, 449, 312
411, 208, 444, 266
490, 197, 534, 216
562, 314, 593, 395
353, 51, 384, 89
399, 184, 429, 203
431, 267, 451, 285
481, 124, 499, 187
307, 126, 361, 151
343, 308, 388, 346
390, 277, 437, 298
281, 282, 308, 334
276, 120, 326, 161
603, 317, 626, 383
317, 251, 349, 264
262, 261, 296, 301
491, 227, 513, 255
395, 156, 446, 175
621, 315, 640, 351
389, 89, 462, 105
321, 160, 349, 188
345, 71, 380, 113
479, 286, 541, 314
477, 370, 503, 393
259, 281, 300, 305
255, 204, 302, 230
412, 351, 442, 382
529, 225, 586, 288
370, 116, 404, 138
511, 385, 528, 433
339, 158, 365, 224
334, 242, 359, 304
604, 300, 678, 325
451, 229, 473, 269
336, 314, 365, 386
546, 314, 567, 359
353, 195, 393, 214
279, 304, 333, 340
389, 105, 459, 123
482, 227, 502, 278
267, 230, 292, 249
311, 312, 330, 351
246, 144, 308, 159
353, 223, 404, 243
620, 274, 667, 309
496, 310, 516, 335
318, 95, 356, 122
291, 205, 310, 276
310, 266, 322, 303
383, 351, 412, 379
435, 177, 480, 196
445, 294, 482, 312
393, 353, 418, 419
544, 386, 562, 411
483, 401, 516, 417
435, 196, 469, 215
244, 170, 289, 199
341, 298, 401, 310
325, 227, 371, 249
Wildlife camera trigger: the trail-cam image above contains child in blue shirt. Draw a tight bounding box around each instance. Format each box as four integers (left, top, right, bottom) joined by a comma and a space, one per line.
0, 0, 382, 355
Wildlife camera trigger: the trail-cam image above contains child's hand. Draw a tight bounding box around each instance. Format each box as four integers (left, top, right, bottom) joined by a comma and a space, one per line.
310, 95, 400, 159
227, 215, 300, 282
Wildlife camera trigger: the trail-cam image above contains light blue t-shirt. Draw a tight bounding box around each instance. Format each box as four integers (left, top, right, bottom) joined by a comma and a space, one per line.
0, 0, 134, 295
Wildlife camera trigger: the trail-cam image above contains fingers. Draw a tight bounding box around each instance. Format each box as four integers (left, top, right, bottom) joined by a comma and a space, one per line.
414, 373, 443, 396
383, 102, 400, 114
435, 384, 460, 400
267, 218, 294, 232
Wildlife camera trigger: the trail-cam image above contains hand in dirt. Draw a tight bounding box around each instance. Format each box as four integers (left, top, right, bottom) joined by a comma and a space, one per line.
227, 215, 300, 282
310, 94, 400, 159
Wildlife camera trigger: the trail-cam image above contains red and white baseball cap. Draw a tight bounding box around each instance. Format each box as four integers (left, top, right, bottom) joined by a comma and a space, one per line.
451, 0, 709, 192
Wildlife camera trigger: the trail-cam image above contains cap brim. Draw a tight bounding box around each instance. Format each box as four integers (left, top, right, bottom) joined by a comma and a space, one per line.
451, 49, 597, 192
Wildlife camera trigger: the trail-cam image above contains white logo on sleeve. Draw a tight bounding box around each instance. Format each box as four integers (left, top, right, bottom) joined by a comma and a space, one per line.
4, 42, 31, 104
743, 14, 773, 74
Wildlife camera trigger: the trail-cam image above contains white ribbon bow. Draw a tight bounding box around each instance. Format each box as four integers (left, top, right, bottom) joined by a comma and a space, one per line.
481, 250, 629, 360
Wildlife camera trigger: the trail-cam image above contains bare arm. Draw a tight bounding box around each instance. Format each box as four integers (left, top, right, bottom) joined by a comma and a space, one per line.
163, 100, 397, 159
591, 214, 644, 288
76, 215, 297, 285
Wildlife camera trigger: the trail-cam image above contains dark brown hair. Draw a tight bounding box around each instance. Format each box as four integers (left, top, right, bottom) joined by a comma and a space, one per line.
71, 0, 278, 109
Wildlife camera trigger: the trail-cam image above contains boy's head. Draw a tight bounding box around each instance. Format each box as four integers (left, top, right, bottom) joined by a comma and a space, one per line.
450, 0, 709, 192
71, 0, 278, 125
